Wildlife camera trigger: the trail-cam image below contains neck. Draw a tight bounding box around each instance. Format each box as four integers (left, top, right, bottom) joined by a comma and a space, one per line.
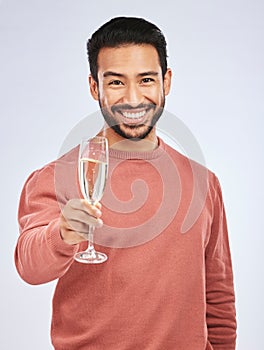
98, 125, 158, 152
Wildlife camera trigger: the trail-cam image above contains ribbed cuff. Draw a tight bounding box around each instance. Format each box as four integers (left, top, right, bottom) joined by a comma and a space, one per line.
46, 218, 79, 257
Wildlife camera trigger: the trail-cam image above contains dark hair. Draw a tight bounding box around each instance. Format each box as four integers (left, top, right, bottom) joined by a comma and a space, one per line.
87, 16, 168, 82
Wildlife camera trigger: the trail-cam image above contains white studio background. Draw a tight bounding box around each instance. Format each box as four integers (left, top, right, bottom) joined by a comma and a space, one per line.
1, 1, 263, 349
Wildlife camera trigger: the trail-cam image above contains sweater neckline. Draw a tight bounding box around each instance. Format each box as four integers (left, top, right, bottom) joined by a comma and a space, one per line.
109, 137, 166, 160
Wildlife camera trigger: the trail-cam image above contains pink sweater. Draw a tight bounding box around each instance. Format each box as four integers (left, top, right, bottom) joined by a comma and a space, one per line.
15, 139, 236, 349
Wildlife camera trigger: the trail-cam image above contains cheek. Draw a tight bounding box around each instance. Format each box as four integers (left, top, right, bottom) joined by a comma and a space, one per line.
148, 87, 164, 103
100, 90, 123, 107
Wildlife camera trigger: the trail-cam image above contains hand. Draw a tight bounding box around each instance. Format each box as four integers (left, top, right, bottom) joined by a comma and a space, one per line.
60, 199, 103, 245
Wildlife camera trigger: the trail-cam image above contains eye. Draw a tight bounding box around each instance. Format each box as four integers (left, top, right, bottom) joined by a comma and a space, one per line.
109, 80, 123, 86
141, 77, 155, 84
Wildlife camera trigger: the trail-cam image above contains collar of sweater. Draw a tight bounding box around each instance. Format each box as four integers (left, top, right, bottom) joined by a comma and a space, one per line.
109, 137, 166, 160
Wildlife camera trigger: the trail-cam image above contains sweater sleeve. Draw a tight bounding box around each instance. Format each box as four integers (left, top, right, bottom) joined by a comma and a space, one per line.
205, 175, 237, 349
15, 164, 79, 285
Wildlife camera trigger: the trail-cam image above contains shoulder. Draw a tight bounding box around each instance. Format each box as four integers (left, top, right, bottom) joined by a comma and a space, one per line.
159, 137, 221, 198
21, 145, 79, 195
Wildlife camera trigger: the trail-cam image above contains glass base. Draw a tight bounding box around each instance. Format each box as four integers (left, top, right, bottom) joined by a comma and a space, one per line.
74, 250, 108, 264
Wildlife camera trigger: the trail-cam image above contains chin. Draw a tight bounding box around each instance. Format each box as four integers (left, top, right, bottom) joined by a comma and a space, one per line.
113, 124, 153, 141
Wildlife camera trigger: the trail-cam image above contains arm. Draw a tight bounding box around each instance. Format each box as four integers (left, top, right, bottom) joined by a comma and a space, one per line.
15, 164, 79, 285
205, 175, 237, 349
15, 161, 103, 284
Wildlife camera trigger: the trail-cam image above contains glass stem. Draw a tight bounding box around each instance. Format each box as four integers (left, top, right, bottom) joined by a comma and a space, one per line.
86, 225, 96, 257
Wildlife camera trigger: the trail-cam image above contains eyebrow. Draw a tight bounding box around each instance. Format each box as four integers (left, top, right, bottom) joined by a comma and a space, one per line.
138, 71, 159, 77
103, 71, 159, 78
103, 71, 124, 78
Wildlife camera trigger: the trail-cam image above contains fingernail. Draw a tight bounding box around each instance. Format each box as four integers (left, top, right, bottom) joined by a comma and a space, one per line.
95, 209, 101, 217
96, 219, 103, 227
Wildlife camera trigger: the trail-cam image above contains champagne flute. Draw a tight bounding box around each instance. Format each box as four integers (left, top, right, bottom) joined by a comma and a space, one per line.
74, 136, 108, 264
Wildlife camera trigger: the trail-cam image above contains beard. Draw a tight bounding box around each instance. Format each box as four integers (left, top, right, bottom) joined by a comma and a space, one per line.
99, 98, 165, 141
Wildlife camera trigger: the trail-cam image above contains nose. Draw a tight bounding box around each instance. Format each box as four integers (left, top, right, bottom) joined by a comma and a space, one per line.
123, 83, 144, 106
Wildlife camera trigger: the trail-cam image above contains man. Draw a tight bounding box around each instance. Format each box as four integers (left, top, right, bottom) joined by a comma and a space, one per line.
15, 17, 237, 349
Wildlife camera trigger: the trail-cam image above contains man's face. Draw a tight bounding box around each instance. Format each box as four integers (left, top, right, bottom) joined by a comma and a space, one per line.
89, 44, 171, 141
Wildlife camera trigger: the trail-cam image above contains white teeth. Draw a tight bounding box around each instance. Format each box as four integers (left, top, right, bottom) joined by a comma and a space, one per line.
122, 111, 146, 119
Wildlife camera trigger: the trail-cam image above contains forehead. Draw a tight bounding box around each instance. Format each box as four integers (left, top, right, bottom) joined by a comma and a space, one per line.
97, 44, 162, 75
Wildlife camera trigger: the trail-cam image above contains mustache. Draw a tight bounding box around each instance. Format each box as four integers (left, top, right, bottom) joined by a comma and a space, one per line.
111, 103, 156, 113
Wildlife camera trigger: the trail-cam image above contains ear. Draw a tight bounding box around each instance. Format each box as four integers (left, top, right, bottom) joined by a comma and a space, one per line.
89, 75, 99, 101
163, 68, 172, 96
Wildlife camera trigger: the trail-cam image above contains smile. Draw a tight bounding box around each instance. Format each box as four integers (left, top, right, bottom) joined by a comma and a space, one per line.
122, 110, 146, 119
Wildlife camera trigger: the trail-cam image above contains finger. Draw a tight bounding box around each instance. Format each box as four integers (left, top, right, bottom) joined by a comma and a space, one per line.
95, 202, 102, 210
69, 199, 102, 218
64, 230, 89, 244
67, 218, 103, 233
81, 199, 102, 217
76, 231, 88, 241
67, 208, 101, 224
64, 199, 102, 219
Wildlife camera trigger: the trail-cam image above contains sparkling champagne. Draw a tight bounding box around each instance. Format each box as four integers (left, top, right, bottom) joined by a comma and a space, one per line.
79, 158, 108, 204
